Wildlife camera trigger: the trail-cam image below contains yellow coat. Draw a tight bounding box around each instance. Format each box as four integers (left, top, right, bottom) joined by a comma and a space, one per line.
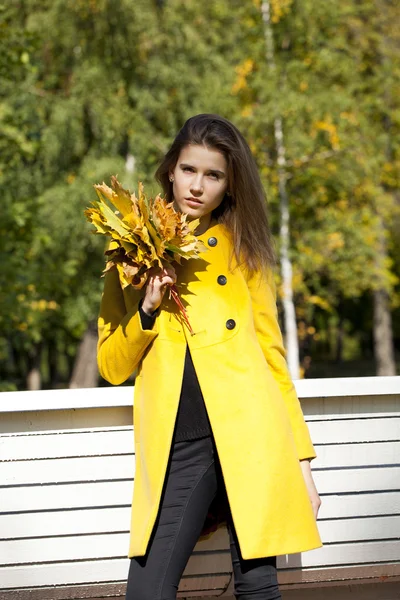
97, 222, 323, 560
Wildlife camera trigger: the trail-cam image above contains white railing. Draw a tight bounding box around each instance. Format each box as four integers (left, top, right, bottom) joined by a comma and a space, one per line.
0, 376, 399, 600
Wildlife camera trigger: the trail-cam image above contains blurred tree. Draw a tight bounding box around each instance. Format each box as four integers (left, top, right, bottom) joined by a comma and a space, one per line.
231, 0, 399, 376
260, 0, 301, 379
1, 0, 398, 389
0, 0, 252, 389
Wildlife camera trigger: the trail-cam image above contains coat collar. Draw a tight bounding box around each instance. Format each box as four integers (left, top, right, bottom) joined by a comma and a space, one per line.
196, 220, 228, 242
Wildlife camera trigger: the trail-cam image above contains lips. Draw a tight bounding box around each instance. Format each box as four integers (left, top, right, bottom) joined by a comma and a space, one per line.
185, 197, 203, 206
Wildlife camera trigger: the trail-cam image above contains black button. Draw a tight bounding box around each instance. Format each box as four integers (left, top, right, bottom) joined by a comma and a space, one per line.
208, 236, 218, 247
217, 275, 227, 285
226, 319, 236, 330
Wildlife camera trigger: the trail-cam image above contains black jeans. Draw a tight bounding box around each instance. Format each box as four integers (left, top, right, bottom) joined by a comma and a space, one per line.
125, 434, 281, 600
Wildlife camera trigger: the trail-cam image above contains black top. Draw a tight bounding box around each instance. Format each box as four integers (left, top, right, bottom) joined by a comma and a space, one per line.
138, 301, 212, 442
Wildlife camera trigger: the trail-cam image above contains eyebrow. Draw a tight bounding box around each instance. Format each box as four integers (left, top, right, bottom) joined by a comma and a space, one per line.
179, 163, 226, 177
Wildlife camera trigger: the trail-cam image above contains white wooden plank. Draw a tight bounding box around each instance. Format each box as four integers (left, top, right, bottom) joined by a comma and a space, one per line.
12, 487, 398, 522
0, 507, 131, 539
312, 441, 400, 468
308, 417, 400, 444
0, 377, 398, 415
0, 510, 229, 552
303, 395, 399, 419
1, 419, 398, 462
3, 509, 398, 548
306, 410, 399, 420
0, 481, 133, 513
318, 491, 400, 519
0, 534, 232, 571
0, 387, 134, 413
1, 559, 399, 592
1, 420, 398, 461
313, 466, 400, 493
1, 441, 398, 488
1, 531, 399, 570
0, 429, 134, 461
1, 466, 398, 509
0, 455, 135, 486
296, 540, 400, 568
294, 376, 400, 399
0, 554, 230, 590
278, 580, 400, 598
0, 533, 133, 566
0, 408, 132, 435
317, 515, 400, 543
0, 425, 132, 436
1, 397, 398, 432
279, 564, 400, 587
0, 559, 130, 589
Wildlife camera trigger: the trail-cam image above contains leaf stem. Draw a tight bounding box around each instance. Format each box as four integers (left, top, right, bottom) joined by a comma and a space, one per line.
169, 285, 195, 336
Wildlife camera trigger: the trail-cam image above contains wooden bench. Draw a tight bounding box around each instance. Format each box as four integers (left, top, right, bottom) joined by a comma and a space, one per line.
0, 377, 399, 599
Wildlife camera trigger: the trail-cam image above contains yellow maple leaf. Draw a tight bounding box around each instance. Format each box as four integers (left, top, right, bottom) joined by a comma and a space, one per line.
85, 177, 207, 294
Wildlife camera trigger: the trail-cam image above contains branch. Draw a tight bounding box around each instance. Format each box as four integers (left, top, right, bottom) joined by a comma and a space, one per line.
286, 149, 343, 169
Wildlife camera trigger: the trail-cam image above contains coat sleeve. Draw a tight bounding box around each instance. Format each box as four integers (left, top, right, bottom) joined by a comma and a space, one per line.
97, 267, 158, 385
246, 266, 317, 462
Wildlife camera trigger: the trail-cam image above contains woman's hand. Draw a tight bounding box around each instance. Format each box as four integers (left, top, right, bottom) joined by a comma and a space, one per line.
142, 266, 177, 315
299, 459, 321, 520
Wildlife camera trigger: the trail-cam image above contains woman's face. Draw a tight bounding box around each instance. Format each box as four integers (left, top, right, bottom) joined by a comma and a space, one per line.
169, 144, 229, 232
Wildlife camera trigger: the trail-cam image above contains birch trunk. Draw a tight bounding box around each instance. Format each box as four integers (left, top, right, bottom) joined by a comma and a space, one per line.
373, 219, 396, 375
26, 344, 42, 391
69, 320, 99, 389
371, 3, 397, 375
261, 0, 300, 379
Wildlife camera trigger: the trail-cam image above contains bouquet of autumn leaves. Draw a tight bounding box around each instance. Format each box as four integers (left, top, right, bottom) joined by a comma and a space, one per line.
85, 176, 207, 335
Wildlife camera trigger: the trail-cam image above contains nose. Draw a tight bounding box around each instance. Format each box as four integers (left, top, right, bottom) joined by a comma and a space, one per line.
190, 174, 203, 196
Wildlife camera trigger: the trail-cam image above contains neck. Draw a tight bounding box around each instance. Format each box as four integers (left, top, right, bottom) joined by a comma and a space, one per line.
194, 213, 214, 236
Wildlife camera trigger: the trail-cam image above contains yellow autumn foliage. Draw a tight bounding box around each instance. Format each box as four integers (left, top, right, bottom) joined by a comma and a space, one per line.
270, 0, 293, 23
85, 176, 207, 289
313, 118, 340, 150
231, 58, 254, 94
308, 295, 333, 312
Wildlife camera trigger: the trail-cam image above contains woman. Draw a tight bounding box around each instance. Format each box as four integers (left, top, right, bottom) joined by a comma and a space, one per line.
97, 114, 322, 600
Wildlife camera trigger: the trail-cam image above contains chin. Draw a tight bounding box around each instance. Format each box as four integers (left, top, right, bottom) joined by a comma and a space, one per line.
178, 205, 203, 219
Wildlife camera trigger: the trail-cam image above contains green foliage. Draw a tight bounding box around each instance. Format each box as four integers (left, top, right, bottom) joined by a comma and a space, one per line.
1, 0, 399, 387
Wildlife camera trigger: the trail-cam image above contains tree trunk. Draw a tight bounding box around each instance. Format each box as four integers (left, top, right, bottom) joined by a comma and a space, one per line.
26, 344, 42, 391
69, 320, 99, 388
335, 300, 344, 363
373, 288, 396, 375
373, 221, 396, 375
48, 338, 60, 388
372, 4, 397, 376
261, 0, 300, 379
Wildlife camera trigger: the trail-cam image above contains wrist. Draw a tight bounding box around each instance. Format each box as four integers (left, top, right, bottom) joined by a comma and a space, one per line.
299, 460, 312, 473
142, 299, 158, 316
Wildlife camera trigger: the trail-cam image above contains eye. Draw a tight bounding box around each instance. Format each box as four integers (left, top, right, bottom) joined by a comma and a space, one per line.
209, 172, 219, 180
182, 166, 194, 173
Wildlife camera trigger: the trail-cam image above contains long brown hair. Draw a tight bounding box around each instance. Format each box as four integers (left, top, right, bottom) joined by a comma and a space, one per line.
155, 114, 277, 275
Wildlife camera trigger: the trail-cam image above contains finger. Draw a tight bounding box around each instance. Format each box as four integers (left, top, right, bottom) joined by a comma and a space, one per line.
159, 276, 175, 289
158, 269, 175, 283
163, 269, 177, 284
163, 265, 176, 275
